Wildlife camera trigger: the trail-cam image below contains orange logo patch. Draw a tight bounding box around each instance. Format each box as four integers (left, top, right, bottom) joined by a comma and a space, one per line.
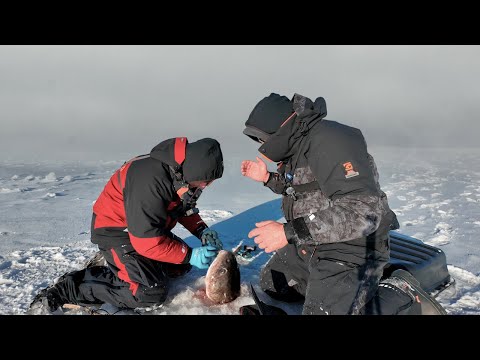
343, 162, 359, 179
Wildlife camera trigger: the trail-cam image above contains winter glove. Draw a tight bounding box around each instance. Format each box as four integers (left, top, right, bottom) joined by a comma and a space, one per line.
200, 229, 223, 250
189, 245, 218, 269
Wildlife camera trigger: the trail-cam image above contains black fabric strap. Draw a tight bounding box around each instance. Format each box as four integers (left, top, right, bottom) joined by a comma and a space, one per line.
291, 181, 320, 193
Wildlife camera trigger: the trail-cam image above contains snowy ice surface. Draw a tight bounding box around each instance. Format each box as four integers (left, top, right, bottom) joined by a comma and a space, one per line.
0, 147, 479, 315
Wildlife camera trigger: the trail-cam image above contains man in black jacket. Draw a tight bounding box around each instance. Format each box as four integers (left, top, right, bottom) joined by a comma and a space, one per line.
241, 93, 446, 315
28, 137, 224, 314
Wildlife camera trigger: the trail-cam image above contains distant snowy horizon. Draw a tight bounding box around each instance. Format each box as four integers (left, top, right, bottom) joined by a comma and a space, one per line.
1, 146, 479, 315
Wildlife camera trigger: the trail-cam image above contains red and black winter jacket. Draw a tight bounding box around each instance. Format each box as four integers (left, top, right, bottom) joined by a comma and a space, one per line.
91, 138, 222, 264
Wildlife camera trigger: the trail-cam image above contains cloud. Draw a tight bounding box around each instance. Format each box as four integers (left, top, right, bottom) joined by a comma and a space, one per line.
1, 45, 479, 160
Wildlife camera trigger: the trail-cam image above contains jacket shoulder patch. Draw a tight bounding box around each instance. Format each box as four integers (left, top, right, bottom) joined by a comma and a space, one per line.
342, 161, 359, 179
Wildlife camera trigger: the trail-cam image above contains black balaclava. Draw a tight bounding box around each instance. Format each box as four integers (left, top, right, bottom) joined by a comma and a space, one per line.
243, 93, 328, 163
243, 93, 294, 143
183, 138, 224, 183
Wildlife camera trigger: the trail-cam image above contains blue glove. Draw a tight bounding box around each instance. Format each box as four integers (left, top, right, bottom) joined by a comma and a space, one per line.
200, 229, 223, 250
189, 245, 218, 269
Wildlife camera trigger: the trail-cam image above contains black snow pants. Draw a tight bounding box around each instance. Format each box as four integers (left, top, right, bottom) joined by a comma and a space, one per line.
260, 240, 418, 315
53, 244, 191, 309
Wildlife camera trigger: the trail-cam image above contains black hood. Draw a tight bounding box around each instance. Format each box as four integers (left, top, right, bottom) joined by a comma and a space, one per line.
183, 138, 223, 182
150, 138, 223, 183
243, 93, 294, 143
150, 138, 182, 168
245, 93, 327, 162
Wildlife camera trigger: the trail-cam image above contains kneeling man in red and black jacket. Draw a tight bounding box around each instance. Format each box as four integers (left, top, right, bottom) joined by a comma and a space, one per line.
28, 137, 224, 314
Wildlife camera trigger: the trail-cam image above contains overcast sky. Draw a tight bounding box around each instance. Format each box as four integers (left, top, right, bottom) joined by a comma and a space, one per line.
1, 45, 479, 161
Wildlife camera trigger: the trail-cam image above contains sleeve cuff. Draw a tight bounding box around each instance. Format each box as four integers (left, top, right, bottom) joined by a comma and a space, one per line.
181, 247, 193, 264
193, 223, 208, 239
284, 218, 314, 245
263, 172, 272, 186
283, 222, 297, 244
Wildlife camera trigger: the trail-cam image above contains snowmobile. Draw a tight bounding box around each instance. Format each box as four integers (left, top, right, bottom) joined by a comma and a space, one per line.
384, 230, 454, 298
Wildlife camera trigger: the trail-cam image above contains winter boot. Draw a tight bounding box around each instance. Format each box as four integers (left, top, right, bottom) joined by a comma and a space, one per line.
239, 303, 287, 315
381, 269, 447, 315
27, 286, 65, 315
239, 283, 288, 315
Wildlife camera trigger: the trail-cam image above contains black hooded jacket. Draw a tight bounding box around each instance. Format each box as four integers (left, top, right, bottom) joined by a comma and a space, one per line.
91, 138, 223, 264
245, 93, 397, 262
